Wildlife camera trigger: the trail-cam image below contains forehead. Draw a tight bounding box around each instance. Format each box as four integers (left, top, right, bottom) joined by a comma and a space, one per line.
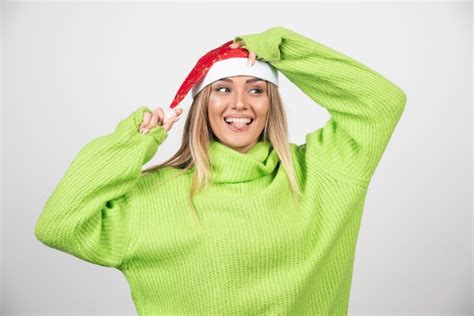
214, 76, 265, 84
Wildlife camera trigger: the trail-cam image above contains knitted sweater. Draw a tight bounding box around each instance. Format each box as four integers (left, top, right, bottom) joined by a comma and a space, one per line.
34, 26, 406, 315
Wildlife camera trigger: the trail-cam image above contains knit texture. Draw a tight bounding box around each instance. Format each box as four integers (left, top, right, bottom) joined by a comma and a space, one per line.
35, 26, 406, 315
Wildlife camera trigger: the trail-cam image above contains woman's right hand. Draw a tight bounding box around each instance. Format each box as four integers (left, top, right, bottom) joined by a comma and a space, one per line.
139, 107, 184, 134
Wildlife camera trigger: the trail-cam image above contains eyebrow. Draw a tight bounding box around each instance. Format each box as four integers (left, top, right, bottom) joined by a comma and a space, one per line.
216, 78, 265, 84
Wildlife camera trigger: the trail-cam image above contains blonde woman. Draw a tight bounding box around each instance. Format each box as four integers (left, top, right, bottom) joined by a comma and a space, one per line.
35, 26, 407, 315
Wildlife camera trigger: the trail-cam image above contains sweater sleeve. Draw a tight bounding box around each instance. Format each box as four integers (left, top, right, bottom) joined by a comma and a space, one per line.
234, 27, 407, 184
34, 106, 168, 268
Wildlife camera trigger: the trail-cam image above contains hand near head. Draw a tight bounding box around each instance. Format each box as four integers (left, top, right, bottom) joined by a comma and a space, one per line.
139, 40, 251, 135
139, 107, 183, 134
229, 40, 256, 66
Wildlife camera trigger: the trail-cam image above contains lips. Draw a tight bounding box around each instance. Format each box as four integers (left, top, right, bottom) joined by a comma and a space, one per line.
224, 116, 254, 121
224, 118, 254, 132
224, 118, 254, 125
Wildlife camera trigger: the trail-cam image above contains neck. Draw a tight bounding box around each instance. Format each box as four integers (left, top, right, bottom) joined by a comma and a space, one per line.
208, 139, 279, 183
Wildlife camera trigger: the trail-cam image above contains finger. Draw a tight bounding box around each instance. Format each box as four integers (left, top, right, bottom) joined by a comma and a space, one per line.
162, 114, 181, 132
140, 112, 156, 134
139, 112, 152, 133
166, 108, 183, 121
249, 51, 257, 66
140, 111, 152, 129
142, 112, 159, 133
155, 107, 165, 125
229, 40, 244, 49
172, 107, 184, 118
162, 108, 183, 132
164, 107, 183, 122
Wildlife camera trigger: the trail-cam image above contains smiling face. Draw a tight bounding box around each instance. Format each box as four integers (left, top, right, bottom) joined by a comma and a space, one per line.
208, 75, 270, 153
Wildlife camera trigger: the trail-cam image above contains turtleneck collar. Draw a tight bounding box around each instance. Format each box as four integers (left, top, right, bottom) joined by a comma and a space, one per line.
209, 140, 280, 183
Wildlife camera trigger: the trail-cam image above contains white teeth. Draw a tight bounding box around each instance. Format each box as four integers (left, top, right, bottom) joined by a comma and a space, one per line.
224, 117, 252, 123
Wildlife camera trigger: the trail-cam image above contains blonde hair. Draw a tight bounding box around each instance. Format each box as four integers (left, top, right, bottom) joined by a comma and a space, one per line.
141, 81, 303, 223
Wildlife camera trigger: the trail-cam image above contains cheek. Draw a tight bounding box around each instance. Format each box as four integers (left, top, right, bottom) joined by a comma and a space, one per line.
208, 96, 226, 114
207, 100, 225, 128
255, 103, 269, 120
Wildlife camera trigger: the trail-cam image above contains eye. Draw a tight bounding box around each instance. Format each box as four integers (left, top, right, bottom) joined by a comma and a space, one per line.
216, 87, 230, 93
215, 87, 263, 94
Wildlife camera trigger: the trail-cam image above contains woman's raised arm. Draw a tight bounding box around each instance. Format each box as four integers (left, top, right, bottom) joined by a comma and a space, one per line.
233, 26, 407, 185
34, 106, 168, 268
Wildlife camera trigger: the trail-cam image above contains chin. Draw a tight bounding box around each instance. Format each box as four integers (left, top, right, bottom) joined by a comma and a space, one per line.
217, 134, 259, 151
223, 137, 254, 147
212, 123, 264, 151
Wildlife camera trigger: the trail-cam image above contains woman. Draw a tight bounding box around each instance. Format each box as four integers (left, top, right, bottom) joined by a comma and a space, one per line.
35, 26, 406, 315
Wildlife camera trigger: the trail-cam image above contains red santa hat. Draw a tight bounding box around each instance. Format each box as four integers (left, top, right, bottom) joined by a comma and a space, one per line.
163, 39, 279, 121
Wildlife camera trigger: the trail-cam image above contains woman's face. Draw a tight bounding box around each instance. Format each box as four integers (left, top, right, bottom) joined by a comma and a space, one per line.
208, 75, 270, 153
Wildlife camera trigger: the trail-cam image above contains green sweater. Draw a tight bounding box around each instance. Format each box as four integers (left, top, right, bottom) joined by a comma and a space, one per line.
35, 26, 406, 315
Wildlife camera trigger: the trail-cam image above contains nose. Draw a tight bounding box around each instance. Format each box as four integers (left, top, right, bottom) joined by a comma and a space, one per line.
232, 91, 248, 110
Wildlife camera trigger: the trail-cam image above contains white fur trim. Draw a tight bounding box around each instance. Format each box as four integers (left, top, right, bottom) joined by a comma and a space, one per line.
191, 57, 279, 98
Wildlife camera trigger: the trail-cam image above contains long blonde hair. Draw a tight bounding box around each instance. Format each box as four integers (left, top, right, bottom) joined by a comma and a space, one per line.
141, 81, 303, 222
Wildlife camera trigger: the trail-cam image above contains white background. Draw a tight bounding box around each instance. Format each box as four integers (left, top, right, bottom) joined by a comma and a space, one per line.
2, 1, 472, 315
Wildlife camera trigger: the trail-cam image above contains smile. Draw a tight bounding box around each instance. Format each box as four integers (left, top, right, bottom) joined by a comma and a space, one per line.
223, 118, 254, 132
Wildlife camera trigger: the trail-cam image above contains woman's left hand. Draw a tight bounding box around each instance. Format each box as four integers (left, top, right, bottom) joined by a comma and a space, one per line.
229, 40, 256, 66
